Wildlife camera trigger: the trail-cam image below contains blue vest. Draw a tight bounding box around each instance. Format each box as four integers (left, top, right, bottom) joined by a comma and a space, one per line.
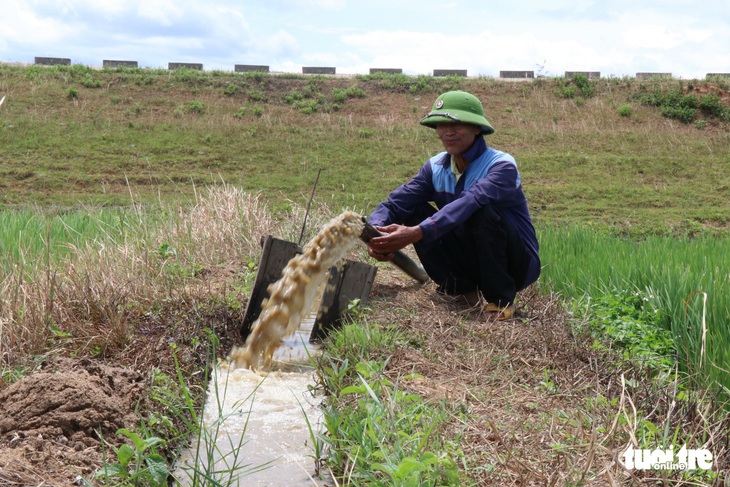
429, 147, 520, 194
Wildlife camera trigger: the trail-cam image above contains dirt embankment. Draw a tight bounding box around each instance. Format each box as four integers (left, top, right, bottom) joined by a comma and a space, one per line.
0, 359, 144, 485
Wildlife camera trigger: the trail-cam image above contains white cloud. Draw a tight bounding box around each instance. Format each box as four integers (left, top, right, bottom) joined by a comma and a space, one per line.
137, 0, 185, 26
1, 0, 78, 50
0, 0, 727, 78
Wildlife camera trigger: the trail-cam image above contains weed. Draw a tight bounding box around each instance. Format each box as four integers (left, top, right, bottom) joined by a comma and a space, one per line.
331, 86, 366, 104
573, 73, 595, 97
409, 76, 435, 95
135, 75, 155, 86
319, 356, 461, 485
81, 75, 102, 88
631, 86, 728, 124
698, 93, 725, 117
246, 90, 267, 102
560, 74, 595, 99
187, 101, 205, 114
95, 428, 169, 486
126, 102, 143, 116
660, 104, 697, 123
560, 85, 577, 99
618, 104, 633, 117
572, 289, 675, 372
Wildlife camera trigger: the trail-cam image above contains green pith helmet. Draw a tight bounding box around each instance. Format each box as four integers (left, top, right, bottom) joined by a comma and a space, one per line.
419, 90, 495, 135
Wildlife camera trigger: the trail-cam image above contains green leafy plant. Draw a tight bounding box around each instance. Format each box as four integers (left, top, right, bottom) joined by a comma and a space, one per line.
660, 104, 697, 123
331, 86, 366, 104
630, 87, 729, 124
573, 74, 595, 97
95, 428, 169, 486
246, 90, 267, 102
573, 290, 676, 371
187, 101, 205, 114
317, 321, 463, 486
618, 104, 633, 117
81, 75, 102, 88
698, 93, 725, 117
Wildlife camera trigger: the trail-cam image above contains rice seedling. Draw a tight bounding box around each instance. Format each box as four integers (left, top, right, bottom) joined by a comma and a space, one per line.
538, 224, 730, 394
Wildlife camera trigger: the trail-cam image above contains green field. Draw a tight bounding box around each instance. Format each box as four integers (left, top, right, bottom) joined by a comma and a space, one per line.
1, 64, 729, 484
2, 64, 728, 233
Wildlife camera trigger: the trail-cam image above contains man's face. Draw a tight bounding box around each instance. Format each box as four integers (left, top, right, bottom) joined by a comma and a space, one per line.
435, 122, 481, 155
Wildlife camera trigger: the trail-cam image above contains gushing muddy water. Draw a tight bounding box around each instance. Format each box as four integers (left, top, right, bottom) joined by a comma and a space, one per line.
230, 211, 365, 369
176, 212, 365, 486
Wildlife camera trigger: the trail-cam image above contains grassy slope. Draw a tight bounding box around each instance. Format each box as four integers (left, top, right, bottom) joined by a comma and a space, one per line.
1, 64, 728, 236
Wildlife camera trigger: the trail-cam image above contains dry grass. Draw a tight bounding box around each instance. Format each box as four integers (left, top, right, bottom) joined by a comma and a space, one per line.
0, 186, 337, 376
367, 271, 729, 486
0, 189, 727, 484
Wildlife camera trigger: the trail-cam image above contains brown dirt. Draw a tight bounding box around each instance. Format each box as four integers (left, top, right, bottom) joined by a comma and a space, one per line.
0, 359, 144, 486
0, 261, 246, 487
0, 260, 727, 486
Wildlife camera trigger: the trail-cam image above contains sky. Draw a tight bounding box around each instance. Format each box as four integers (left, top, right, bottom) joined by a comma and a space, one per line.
1, 0, 728, 80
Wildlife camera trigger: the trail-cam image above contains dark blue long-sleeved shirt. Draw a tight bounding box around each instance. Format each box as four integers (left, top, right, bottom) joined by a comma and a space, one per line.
370, 136, 540, 288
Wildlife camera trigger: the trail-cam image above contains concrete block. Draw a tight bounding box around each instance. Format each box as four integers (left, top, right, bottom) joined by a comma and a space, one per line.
169, 62, 203, 70
706, 73, 730, 78
369, 68, 403, 74
565, 71, 600, 79
235, 64, 270, 73
34, 57, 71, 66
433, 69, 467, 77
103, 60, 138, 68
500, 70, 534, 78
636, 72, 672, 79
302, 66, 336, 75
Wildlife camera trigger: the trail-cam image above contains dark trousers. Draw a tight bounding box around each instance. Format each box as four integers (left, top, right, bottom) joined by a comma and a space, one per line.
405, 203, 530, 306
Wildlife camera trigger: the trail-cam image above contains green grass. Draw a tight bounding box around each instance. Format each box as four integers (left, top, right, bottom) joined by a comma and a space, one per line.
539, 224, 730, 394
1, 64, 729, 484
0, 207, 132, 273
2, 64, 728, 235
316, 322, 463, 486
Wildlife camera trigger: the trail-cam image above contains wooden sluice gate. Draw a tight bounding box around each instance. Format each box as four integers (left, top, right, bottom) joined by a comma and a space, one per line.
240, 235, 378, 345
235, 212, 428, 369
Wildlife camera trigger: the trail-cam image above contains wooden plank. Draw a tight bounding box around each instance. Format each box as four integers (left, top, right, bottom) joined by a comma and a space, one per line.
240, 236, 301, 340
310, 260, 377, 342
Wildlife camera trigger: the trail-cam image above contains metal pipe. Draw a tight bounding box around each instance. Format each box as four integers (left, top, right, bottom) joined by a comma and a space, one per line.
359, 217, 430, 284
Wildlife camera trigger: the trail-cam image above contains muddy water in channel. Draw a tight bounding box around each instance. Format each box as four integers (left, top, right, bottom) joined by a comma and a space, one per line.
230, 211, 365, 370
176, 212, 365, 486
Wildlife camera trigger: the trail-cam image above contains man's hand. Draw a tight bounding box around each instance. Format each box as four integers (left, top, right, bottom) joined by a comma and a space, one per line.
367, 224, 423, 261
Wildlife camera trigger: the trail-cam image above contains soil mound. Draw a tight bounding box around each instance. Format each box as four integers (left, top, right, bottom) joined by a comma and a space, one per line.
0, 359, 144, 485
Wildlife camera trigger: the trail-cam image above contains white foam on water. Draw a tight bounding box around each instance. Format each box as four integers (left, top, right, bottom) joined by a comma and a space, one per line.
175, 317, 331, 486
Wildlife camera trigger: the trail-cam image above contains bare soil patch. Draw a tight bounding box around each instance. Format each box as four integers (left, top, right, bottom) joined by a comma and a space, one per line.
0, 359, 144, 486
